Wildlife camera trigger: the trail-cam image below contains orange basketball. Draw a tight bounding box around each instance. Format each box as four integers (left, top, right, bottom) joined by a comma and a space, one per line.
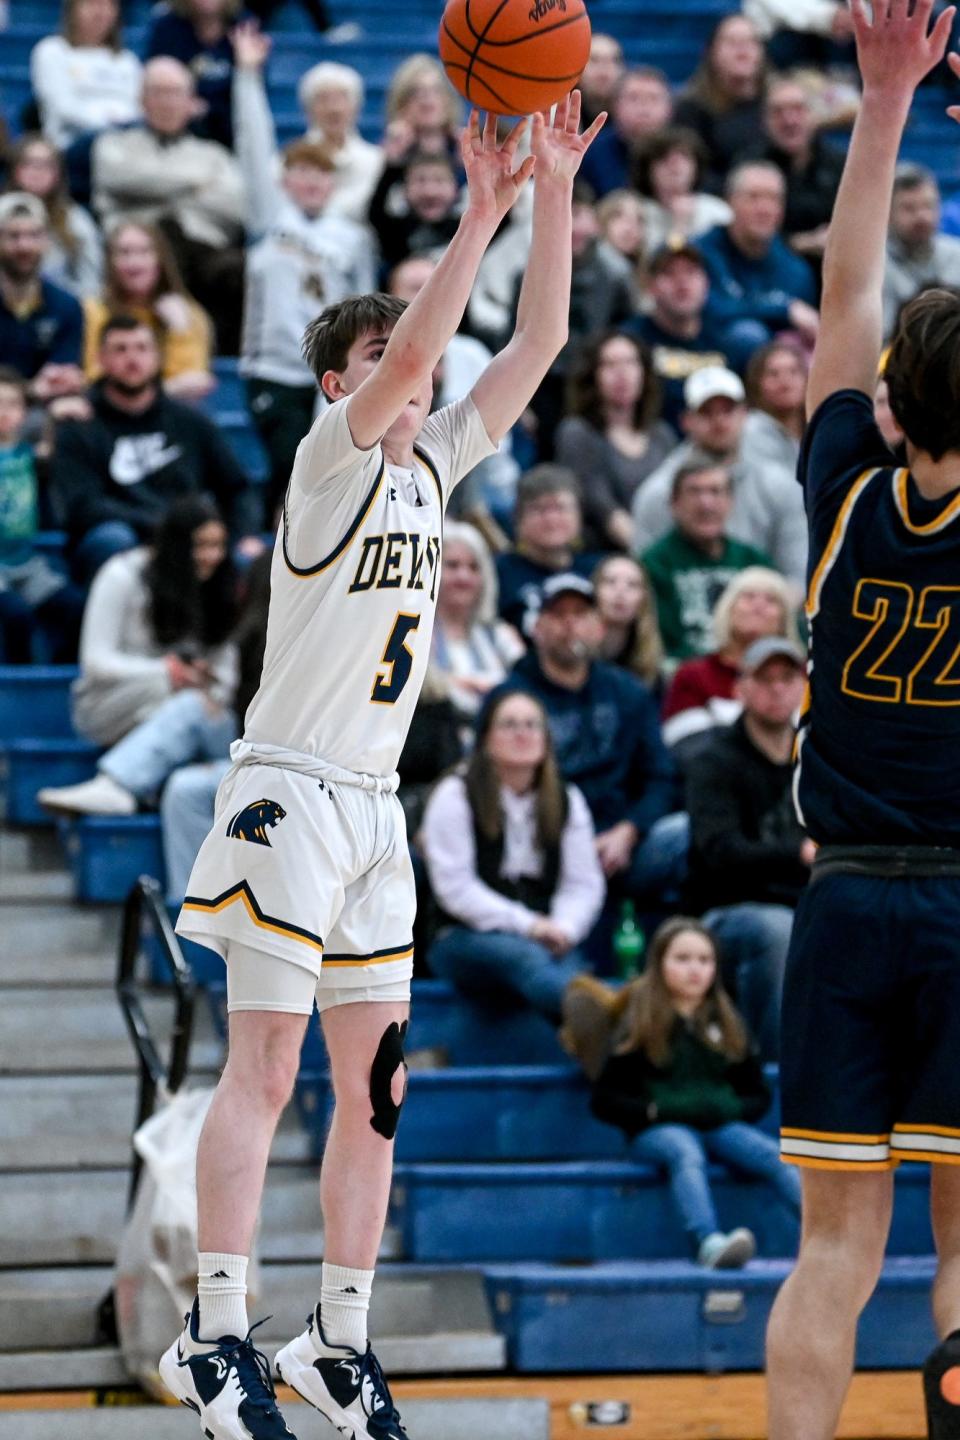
439, 0, 591, 116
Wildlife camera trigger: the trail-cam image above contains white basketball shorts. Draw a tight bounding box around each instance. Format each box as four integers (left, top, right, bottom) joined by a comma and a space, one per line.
176, 759, 415, 1007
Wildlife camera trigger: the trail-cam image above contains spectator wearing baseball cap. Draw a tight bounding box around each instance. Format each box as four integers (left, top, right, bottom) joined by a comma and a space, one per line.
641, 459, 772, 663
486, 572, 684, 917
627, 239, 730, 431
0, 192, 85, 405
683, 634, 810, 1059
697, 160, 819, 371
632, 364, 808, 590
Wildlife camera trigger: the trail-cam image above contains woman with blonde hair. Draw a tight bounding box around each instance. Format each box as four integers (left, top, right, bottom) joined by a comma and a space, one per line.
30, 0, 142, 151
423, 688, 605, 1025
593, 554, 663, 692
662, 566, 798, 751
432, 520, 524, 721
383, 54, 463, 164
145, 0, 243, 147
83, 222, 214, 401
7, 134, 103, 298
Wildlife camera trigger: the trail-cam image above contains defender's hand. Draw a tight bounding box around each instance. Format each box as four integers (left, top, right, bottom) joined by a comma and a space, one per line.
530, 90, 606, 185
461, 110, 535, 226
852, 0, 954, 99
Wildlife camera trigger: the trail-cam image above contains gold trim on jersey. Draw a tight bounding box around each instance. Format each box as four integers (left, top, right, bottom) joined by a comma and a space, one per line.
893, 467, 960, 535
322, 942, 415, 968
282, 458, 386, 578
805, 468, 878, 619
182, 880, 325, 953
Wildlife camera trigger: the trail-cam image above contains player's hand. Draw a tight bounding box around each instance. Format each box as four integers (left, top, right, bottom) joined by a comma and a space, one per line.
232, 20, 271, 70
529, 90, 606, 185
851, 0, 954, 99
461, 110, 536, 226
947, 54, 960, 121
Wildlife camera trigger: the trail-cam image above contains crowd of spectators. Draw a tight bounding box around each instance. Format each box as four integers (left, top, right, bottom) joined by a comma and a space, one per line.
2, 0, 941, 1083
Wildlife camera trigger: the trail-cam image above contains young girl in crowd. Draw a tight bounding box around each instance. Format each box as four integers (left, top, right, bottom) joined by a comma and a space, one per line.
593, 553, 663, 693
30, 0, 142, 152
567, 917, 800, 1267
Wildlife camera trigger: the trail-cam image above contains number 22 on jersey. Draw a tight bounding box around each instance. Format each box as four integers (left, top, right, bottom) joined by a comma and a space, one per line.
371, 613, 421, 705
841, 579, 960, 706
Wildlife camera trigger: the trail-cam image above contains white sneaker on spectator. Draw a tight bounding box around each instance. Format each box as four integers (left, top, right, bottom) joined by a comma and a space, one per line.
37, 773, 136, 817
698, 1228, 756, 1269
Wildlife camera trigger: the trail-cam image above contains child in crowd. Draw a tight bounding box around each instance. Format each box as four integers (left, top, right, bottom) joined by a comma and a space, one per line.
565, 916, 799, 1267
0, 368, 82, 662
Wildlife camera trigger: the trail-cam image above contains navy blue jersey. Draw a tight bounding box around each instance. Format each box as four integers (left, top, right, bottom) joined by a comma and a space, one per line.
796, 389, 960, 846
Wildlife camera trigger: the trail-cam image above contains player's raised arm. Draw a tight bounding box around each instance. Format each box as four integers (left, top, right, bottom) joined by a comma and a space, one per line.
469, 91, 605, 444
806, 0, 954, 418
342, 112, 535, 450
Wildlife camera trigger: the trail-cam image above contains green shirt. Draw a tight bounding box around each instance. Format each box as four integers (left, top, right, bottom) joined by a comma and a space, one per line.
642, 528, 772, 660
0, 443, 39, 568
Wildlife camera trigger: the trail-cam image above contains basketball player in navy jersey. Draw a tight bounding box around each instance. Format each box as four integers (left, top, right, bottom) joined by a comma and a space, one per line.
763, 1, 960, 1436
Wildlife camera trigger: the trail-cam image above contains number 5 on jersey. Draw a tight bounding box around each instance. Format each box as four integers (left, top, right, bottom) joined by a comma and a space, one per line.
371, 613, 421, 704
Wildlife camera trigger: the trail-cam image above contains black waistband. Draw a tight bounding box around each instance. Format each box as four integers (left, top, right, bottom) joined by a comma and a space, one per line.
812, 843, 960, 881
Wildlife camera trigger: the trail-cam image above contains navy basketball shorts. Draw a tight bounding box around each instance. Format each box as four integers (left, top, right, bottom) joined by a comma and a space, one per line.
780, 847, 960, 1170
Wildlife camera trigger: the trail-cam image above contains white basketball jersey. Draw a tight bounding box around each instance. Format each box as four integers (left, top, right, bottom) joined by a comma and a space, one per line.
243, 395, 496, 777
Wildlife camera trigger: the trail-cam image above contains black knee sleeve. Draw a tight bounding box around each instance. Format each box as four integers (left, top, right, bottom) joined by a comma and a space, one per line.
369, 1020, 408, 1140
924, 1330, 960, 1438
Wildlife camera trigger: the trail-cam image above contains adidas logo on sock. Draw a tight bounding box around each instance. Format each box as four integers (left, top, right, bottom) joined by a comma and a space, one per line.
343, 1286, 358, 1294
211, 1270, 231, 1279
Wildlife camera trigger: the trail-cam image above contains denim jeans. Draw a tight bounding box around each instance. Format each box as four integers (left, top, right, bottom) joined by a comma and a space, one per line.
703, 902, 795, 1061
161, 758, 230, 902
630, 1120, 801, 1250
428, 925, 590, 1023
101, 689, 236, 801
73, 520, 139, 585
624, 811, 690, 907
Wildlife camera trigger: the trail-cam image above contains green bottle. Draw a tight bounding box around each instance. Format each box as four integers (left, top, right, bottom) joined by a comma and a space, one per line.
613, 900, 645, 979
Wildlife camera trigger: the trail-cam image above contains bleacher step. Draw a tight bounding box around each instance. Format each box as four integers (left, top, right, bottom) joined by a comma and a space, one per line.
0, 1077, 310, 1171
0, 1397, 545, 1439
1, 904, 117, 983
0, 1165, 394, 1267
0, 1265, 505, 1369
0, 987, 223, 1074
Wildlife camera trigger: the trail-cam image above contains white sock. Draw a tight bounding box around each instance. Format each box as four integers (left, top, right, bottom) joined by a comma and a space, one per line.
197, 1252, 249, 1341
319, 1263, 374, 1352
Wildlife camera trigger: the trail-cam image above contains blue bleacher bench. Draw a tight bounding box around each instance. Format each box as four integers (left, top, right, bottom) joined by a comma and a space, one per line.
483, 1257, 937, 1373
58, 814, 165, 903
392, 1157, 931, 1265
4, 738, 99, 825
0, 665, 77, 743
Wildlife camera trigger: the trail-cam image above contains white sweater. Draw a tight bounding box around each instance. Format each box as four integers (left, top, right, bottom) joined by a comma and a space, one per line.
92, 125, 246, 249
234, 68, 377, 386
31, 35, 142, 151
422, 774, 605, 942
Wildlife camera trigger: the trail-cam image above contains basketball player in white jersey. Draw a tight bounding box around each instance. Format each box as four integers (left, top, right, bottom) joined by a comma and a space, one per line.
158, 92, 605, 1440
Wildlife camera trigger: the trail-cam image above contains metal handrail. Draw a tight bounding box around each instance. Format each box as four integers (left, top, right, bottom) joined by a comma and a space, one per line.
117, 875, 197, 1207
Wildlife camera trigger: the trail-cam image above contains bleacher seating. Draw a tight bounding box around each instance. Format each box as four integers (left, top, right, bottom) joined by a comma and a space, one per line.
2, 0, 949, 1392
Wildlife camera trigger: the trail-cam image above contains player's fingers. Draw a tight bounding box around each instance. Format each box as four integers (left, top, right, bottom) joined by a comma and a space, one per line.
501, 115, 528, 156
889, 0, 908, 25
553, 92, 569, 130
949, 48, 960, 76
948, 103, 960, 123
849, 0, 871, 33
567, 88, 581, 132
929, 5, 956, 61
515, 154, 536, 185
482, 109, 497, 149
580, 111, 607, 148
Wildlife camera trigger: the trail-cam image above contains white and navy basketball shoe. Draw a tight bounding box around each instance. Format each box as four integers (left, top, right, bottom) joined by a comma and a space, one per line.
159, 1299, 299, 1440
274, 1308, 407, 1440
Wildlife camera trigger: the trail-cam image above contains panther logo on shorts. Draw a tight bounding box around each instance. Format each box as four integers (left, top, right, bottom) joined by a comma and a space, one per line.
226, 798, 287, 846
